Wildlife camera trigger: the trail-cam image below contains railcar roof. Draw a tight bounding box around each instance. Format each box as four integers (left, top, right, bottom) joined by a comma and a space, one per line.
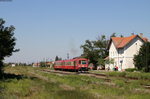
55, 58, 87, 62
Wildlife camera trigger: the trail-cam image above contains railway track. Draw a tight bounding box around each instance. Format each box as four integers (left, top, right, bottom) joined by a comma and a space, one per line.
40, 69, 106, 76
39, 69, 110, 82
39, 69, 150, 81
39, 69, 150, 89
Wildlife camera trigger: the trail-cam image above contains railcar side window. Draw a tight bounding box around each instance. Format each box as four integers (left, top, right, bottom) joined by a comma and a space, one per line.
65, 62, 71, 66
79, 60, 86, 64
71, 61, 74, 66
55, 62, 62, 66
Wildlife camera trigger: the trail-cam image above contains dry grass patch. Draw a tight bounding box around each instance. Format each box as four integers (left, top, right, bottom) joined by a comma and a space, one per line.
59, 84, 75, 91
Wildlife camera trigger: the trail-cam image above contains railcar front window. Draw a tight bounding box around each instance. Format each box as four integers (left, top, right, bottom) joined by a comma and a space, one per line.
79, 60, 86, 64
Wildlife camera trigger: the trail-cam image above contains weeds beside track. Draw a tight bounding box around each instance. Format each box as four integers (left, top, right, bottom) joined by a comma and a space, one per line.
1, 66, 150, 99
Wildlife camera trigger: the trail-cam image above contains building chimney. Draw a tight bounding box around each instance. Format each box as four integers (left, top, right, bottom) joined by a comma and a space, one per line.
139, 33, 143, 37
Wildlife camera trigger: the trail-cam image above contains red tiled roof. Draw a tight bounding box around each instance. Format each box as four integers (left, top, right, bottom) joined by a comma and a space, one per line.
142, 37, 148, 42
111, 35, 148, 48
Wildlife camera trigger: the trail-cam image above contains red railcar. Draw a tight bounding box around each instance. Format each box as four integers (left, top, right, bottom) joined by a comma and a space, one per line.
54, 58, 88, 71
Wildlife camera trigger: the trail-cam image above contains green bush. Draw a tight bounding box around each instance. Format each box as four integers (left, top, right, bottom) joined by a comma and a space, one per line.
140, 73, 150, 80
125, 72, 150, 80
125, 68, 137, 72
126, 72, 141, 79
113, 80, 125, 87
106, 72, 126, 77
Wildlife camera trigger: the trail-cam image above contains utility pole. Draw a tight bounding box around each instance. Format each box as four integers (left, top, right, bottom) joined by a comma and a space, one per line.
67, 53, 69, 60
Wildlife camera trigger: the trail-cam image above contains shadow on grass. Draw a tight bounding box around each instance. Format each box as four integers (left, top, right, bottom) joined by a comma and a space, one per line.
0, 73, 37, 81
56, 90, 96, 99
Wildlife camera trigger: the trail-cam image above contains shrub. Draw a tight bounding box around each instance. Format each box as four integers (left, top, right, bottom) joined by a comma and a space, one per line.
140, 73, 150, 80
125, 68, 137, 72
113, 80, 125, 87
126, 72, 141, 79
106, 72, 126, 77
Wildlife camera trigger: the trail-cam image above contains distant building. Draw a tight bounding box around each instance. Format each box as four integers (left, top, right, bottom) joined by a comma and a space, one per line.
11, 63, 16, 67
106, 33, 148, 71
32, 61, 54, 68
46, 62, 54, 68
32, 63, 40, 67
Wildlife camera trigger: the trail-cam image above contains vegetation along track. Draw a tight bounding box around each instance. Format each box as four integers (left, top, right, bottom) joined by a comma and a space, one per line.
39, 69, 111, 82
39, 69, 150, 89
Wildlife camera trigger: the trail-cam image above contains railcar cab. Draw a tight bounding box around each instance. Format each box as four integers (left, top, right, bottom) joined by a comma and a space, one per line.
76, 58, 88, 71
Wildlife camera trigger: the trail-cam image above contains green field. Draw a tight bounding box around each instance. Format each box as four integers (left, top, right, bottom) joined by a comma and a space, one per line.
0, 66, 150, 99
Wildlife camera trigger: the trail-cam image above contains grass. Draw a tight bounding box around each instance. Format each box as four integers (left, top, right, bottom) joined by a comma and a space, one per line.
106, 71, 150, 80
1, 66, 150, 99
90, 70, 150, 80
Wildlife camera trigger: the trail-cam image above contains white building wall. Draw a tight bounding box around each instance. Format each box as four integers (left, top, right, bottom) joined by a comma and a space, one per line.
106, 42, 118, 70
123, 37, 144, 69
108, 42, 126, 71
117, 48, 125, 71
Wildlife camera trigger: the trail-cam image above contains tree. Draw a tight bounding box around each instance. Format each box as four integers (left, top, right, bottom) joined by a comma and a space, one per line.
0, 18, 19, 77
133, 42, 150, 72
120, 34, 124, 37
80, 35, 109, 69
94, 35, 108, 58
105, 58, 114, 65
55, 56, 62, 61
55, 56, 59, 61
93, 35, 109, 66
80, 40, 98, 69
110, 33, 116, 37
40, 61, 46, 67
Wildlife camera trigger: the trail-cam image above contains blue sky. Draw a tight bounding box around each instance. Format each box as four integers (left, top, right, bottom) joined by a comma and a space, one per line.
1, 0, 150, 63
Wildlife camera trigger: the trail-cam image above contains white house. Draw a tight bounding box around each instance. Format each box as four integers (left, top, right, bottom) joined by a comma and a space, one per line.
106, 33, 148, 71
